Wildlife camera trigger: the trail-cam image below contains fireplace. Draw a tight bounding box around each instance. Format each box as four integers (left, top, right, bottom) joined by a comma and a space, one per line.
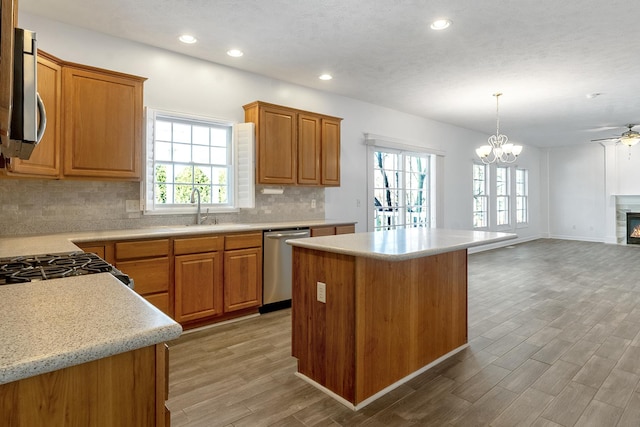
627, 212, 640, 245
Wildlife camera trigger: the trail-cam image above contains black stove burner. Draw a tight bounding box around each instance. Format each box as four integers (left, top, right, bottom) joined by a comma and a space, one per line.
0, 251, 133, 288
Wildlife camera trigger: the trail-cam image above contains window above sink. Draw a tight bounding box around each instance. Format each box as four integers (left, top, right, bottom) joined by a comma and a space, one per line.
143, 108, 254, 215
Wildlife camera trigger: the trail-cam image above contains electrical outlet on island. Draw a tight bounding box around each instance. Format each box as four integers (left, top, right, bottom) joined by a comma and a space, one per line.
317, 281, 326, 303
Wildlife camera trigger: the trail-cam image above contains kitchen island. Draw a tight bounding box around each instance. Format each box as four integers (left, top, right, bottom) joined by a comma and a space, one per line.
288, 228, 515, 410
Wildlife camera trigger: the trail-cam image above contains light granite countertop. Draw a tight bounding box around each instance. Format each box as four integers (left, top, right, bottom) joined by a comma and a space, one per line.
287, 228, 517, 260
0, 273, 182, 385
0, 219, 356, 258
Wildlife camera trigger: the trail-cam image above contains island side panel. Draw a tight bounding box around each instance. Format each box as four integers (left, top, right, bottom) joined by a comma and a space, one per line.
354, 249, 468, 404
0, 345, 161, 426
292, 247, 356, 402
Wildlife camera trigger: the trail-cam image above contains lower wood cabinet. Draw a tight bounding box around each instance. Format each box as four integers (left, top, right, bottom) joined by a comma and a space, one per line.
114, 239, 171, 316
310, 224, 356, 237
0, 344, 169, 427
224, 247, 262, 312
174, 232, 262, 327
174, 251, 224, 323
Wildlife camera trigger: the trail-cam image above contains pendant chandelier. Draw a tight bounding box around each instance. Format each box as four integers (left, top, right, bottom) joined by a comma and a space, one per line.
476, 93, 522, 164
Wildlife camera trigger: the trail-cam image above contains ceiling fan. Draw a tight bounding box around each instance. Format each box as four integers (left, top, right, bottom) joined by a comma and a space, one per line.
591, 124, 640, 147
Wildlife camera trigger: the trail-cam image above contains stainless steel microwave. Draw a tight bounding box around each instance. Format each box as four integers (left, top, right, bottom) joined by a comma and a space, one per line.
1, 27, 46, 160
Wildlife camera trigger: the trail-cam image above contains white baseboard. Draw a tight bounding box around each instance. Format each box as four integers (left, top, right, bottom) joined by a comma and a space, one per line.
295, 343, 469, 411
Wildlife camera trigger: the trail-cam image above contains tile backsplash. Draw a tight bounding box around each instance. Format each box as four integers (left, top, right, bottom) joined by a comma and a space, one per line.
0, 180, 324, 236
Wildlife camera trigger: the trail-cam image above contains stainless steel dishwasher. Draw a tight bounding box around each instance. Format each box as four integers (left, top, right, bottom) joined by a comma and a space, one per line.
261, 228, 310, 313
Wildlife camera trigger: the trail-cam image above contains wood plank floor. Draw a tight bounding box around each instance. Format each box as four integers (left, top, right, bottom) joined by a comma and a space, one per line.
167, 239, 640, 426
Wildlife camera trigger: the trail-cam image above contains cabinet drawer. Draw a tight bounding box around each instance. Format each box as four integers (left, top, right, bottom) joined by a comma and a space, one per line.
174, 235, 224, 255
116, 239, 169, 260
310, 226, 335, 237
225, 232, 262, 250
144, 292, 170, 316
116, 258, 169, 295
336, 224, 355, 235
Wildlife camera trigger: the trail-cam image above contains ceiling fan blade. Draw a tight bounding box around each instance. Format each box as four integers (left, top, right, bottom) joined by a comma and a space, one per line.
590, 137, 620, 142
585, 126, 621, 133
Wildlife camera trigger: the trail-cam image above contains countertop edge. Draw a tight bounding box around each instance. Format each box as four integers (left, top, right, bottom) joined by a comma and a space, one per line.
0, 323, 182, 385
288, 231, 517, 260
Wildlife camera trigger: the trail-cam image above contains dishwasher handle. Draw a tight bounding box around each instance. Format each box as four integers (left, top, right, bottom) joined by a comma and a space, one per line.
266, 231, 310, 239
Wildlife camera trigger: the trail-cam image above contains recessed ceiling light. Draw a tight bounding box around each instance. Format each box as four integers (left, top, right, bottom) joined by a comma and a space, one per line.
227, 49, 244, 57
430, 19, 452, 30
179, 34, 197, 44
319, 74, 333, 81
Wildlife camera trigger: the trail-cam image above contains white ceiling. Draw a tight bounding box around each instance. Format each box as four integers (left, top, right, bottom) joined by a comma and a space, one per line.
20, 0, 640, 148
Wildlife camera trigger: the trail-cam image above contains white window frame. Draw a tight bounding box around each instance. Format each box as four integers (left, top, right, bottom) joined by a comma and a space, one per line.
143, 108, 254, 214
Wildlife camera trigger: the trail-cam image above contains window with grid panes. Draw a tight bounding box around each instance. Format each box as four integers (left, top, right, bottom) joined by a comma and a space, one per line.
149, 112, 233, 209
496, 166, 510, 226
473, 163, 488, 228
516, 168, 528, 224
372, 149, 431, 231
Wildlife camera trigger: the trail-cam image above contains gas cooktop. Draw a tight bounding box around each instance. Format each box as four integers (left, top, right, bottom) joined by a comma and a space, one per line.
0, 252, 133, 287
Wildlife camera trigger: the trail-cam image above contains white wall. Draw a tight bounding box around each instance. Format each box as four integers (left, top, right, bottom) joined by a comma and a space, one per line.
20, 13, 542, 242
544, 140, 640, 243
547, 144, 606, 241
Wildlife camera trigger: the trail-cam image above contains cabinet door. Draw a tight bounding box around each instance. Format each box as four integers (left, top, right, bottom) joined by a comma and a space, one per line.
8, 52, 62, 177
321, 118, 341, 186
224, 247, 262, 312
62, 66, 143, 180
297, 114, 321, 185
257, 105, 296, 184
175, 252, 223, 323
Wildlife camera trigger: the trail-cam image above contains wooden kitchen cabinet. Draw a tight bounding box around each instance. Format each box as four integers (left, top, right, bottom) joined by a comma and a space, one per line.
115, 239, 171, 316
7, 51, 62, 177
62, 64, 144, 180
321, 117, 341, 185
224, 232, 262, 312
310, 224, 355, 237
3, 50, 145, 180
173, 232, 262, 327
245, 102, 297, 184
297, 113, 321, 185
173, 235, 224, 323
0, 343, 169, 427
243, 101, 342, 186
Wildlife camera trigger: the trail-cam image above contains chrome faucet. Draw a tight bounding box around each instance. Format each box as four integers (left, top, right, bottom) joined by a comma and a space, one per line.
190, 188, 202, 225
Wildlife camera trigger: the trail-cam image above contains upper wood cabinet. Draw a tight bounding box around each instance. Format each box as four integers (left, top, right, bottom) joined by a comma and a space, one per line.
243, 101, 342, 186
321, 117, 341, 185
3, 50, 145, 180
62, 64, 144, 180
